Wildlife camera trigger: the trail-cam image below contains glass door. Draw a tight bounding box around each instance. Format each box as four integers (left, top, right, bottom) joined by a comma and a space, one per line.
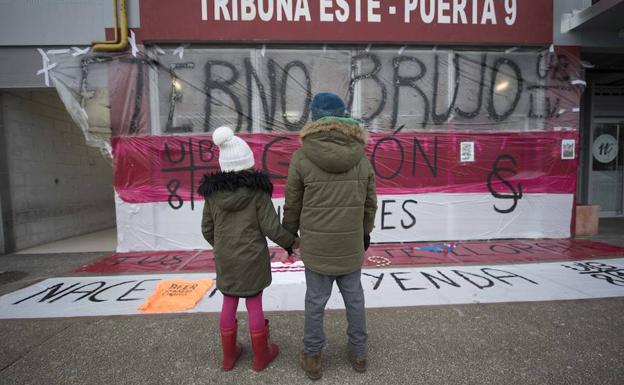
588, 120, 624, 217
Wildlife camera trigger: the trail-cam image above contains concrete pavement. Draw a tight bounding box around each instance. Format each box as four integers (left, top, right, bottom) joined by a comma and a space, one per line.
1, 219, 623, 384
1, 299, 623, 385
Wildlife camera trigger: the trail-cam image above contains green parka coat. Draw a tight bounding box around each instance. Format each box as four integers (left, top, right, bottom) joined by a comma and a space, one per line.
282, 117, 377, 275
199, 170, 295, 297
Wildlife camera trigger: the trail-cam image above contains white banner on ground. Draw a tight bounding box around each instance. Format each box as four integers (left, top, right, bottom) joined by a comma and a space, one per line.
1, 258, 622, 319
115, 193, 573, 252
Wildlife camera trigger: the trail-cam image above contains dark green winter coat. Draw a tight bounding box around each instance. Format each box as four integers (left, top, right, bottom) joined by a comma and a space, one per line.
282, 117, 377, 275
198, 170, 295, 297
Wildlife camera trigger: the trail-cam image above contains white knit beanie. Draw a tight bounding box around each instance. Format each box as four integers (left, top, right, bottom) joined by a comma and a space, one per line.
212, 126, 255, 172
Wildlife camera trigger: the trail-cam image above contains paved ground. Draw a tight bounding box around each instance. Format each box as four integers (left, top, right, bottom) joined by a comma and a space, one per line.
1, 219, 623, 384
1, 299, 623, 385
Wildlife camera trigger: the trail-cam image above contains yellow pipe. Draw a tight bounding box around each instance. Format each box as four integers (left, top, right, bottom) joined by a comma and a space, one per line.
93, 0, 128, 52
92, 0, 119, 45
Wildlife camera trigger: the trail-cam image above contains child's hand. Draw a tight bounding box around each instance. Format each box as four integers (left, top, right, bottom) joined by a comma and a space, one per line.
293, 238, 301, 249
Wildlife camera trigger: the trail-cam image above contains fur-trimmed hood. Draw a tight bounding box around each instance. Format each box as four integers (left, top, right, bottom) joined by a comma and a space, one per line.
197, 170, 273, 211
299, 117, 367, 174
300, 116, 368, 144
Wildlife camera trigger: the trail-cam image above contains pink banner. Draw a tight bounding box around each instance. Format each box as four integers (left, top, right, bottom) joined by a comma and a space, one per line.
113, 131, 578, 208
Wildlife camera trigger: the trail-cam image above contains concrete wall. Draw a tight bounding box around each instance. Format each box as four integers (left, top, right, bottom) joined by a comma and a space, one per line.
0, 0, 140, 46
1, 89, 115, 251
0, 92, 10, 254
0, 48, 52, 89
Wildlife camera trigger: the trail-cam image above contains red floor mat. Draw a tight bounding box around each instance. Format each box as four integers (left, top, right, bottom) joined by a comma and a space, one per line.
76, 239, 624, 273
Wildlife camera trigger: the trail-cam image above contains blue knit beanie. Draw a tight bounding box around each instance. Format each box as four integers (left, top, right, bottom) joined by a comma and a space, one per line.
310, 92, 346, 121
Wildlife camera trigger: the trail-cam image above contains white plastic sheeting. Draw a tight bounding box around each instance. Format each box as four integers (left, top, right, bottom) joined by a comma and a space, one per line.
1, 258, 622, 319
115, 193, 573, 252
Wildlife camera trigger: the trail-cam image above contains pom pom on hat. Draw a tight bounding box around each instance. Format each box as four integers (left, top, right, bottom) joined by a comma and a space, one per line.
212, 126, 234, 146
212, 126, 255, 172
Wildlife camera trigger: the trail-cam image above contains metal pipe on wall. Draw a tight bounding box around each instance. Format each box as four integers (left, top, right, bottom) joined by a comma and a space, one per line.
93, 0, 128, 52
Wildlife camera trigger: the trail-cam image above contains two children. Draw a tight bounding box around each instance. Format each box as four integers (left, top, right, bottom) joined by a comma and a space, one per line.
199, 92, 376, 377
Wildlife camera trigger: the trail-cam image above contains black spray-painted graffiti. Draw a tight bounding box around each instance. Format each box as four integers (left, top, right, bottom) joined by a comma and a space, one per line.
487, 154, 523, 213
264, 133, 439, 182
162, 137, 219, 210
370, 136, 438, 180
380, 199, 419, 230
363, 267, 538, 291
161, 135, 297, 210
562, 262, 624, 286
79, 55, 113, 108
111, 254, 188, 266
167, 62, 196, 133
202, 52, 571, 131
77, 50, 575, 134
12, 279, 161, 305
202, 58, 312, 133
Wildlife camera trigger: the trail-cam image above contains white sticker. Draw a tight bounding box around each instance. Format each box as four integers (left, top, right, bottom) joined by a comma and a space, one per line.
561, 139, 575, 160
460, 142, 475, 162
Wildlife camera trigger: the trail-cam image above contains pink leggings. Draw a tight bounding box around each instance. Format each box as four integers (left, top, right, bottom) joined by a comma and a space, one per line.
220, 291, 265, 332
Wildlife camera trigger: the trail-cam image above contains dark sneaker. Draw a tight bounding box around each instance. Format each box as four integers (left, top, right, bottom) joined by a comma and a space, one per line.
349, 351, 367, 373
299, 351, 322, 380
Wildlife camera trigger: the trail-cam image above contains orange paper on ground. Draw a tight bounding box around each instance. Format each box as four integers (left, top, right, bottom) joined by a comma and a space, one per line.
138, 279, 214, 313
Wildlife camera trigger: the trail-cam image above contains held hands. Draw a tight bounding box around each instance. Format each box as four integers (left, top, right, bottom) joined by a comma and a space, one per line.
282, 237, 301, 259
364, 234, 371, 251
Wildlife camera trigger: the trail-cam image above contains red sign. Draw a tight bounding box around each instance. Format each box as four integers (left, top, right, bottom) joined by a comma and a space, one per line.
136, 0, 553, 45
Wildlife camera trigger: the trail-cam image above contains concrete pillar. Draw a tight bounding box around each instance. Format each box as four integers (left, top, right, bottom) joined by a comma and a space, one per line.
0, 91, 15, 254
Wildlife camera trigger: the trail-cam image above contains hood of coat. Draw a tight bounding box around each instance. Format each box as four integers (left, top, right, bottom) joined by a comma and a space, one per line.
299, 117, 368, 174
197, 170, 273, 211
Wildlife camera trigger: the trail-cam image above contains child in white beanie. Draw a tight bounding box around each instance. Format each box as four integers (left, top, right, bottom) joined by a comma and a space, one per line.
198, 126, 298, 372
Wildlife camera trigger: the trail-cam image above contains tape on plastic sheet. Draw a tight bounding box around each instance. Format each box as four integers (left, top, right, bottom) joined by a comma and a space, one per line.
71, 47, 91, 57
36, 48, 57, 87
129, 30, 139, 57
173, 45, 189, 59
152, 45, 167, 55
46, 49, 70, 55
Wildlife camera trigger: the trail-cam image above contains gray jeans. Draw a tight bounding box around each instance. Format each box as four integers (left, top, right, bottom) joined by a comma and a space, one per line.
303, 268, 367, 357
